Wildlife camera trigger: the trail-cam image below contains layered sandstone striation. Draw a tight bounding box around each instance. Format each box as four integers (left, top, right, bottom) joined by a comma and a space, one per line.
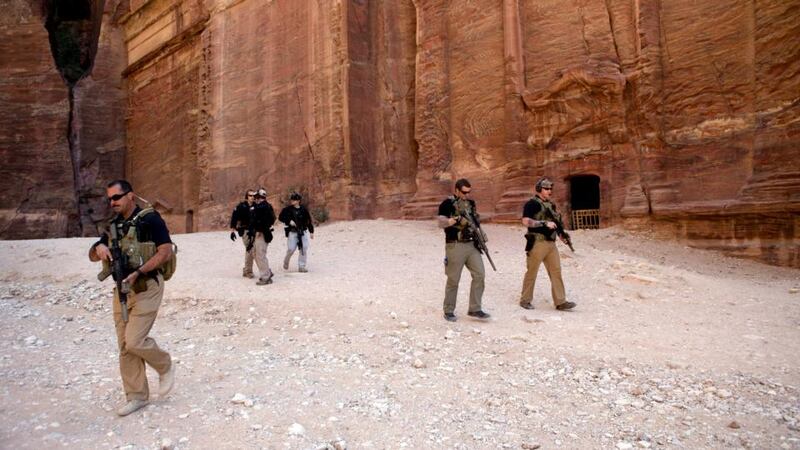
0, 0, 127, 238
2, 0, 798, 266
120, 0, 419, 231
1, 0, 77, 238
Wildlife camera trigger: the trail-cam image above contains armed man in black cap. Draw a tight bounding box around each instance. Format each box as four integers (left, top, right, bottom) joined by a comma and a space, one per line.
278, 192, 314, 272
519, 177, 576, 311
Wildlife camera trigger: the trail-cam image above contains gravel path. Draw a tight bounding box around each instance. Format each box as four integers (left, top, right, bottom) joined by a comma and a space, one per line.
1, 220, 798, 449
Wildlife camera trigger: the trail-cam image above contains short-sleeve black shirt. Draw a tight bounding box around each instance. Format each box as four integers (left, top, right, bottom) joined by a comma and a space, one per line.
522, 198, 542, 219
523, 197, 553, 238
438, 197, 477, 242
230, 201, 253, 229
96, 206, 172, 247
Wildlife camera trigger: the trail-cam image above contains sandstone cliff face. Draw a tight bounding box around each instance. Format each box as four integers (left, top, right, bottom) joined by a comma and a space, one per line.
121, 0, 419, 231
402, 0, 800, 266
1, 0, 76, 238
3, 0, 798, 266
0, 0, 127, 238
71, 0, 129, 236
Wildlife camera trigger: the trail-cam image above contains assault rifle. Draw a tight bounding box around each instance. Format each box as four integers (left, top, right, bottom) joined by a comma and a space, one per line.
555, 222, 575, 252
245, 227, 256, 252
545, 209, 575, 253
97, 222, 130, 322
459, 211, 497, 272
292, 209, 304, 253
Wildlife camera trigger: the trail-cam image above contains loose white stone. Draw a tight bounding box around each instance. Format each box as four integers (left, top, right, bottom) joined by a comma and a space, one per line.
288, 423, 306, 436
231, 393, 248, 404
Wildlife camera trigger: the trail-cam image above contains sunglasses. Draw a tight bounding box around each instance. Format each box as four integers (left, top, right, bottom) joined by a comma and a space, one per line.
247, 194, 255, 198
541, 187, 553, 191
107, 191, 130, 202
460, 189, 472, 194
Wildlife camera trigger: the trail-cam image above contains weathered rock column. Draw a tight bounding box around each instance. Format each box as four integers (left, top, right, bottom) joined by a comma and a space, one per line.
495, 0, 534, 220
401, 0, 452, 218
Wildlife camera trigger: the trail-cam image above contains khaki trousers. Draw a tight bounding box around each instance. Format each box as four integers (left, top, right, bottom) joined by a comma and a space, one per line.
241, 233, 255, 276
254, 232, 272, 281
113, 275, 171, 401
520, 240, 566, 307
444, 242, 485, 314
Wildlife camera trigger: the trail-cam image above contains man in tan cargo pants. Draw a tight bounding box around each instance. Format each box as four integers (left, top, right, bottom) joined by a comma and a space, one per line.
90, 179, 175, 416
519, 177, 576, 311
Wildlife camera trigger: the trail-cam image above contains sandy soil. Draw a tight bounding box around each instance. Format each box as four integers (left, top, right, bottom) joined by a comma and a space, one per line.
1, 220, 798, 449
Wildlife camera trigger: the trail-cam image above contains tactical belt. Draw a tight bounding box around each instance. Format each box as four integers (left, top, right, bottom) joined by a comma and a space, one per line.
446, 238, 473, 244
528, 231, 556, 241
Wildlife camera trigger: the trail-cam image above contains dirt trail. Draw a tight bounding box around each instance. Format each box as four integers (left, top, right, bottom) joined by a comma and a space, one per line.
1, 220, 798, 449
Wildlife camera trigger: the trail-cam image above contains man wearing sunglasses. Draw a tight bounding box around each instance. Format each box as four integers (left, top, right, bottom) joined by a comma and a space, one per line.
437, 178, 491, 322
88, 180, 175, 416
229, 189, 257, 278
519, 177, 576, 311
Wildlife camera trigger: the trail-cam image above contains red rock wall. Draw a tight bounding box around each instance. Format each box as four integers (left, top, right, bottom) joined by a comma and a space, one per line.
0, 0, 77, 238
4, 0, 796, 266
122, 0, 205, 233
122, 0, 419, 231
122, 0, 350, 232
73, 0, 128, 236
347, 0, 418, 218
118, 0, 800, 266
0, 0, 127, 239
402, 0, 799, 266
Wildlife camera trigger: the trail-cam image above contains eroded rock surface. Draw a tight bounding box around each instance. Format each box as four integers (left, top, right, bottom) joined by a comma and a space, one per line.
119, 0, 800, 266
0, 0, 126, 238
2, 0, 798, 266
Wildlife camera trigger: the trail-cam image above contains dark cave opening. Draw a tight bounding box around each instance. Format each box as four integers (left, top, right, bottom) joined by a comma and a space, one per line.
44, 0, 102, 86
43, 0, 105, 236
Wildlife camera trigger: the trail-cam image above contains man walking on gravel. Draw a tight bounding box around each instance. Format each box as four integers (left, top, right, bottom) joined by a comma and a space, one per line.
278, 192, 315, 272
89, 180, 176, 416
437, 178, 491, 322
229, 189, 257, 278
519, 177, 576, 311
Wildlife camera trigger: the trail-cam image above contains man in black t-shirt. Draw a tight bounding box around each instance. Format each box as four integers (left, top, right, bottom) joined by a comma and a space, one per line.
278, 192, 315, 272
89, 180, 175, 416
436, 178, 490, 322
519, 177, 576, 311
229, 189, 256, 278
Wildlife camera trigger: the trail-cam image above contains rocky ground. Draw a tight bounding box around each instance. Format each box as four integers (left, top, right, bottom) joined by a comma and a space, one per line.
1, 220, 799, 449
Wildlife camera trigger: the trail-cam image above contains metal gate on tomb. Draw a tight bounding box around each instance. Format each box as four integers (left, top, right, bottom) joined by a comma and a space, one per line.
569, 175, 600, 230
